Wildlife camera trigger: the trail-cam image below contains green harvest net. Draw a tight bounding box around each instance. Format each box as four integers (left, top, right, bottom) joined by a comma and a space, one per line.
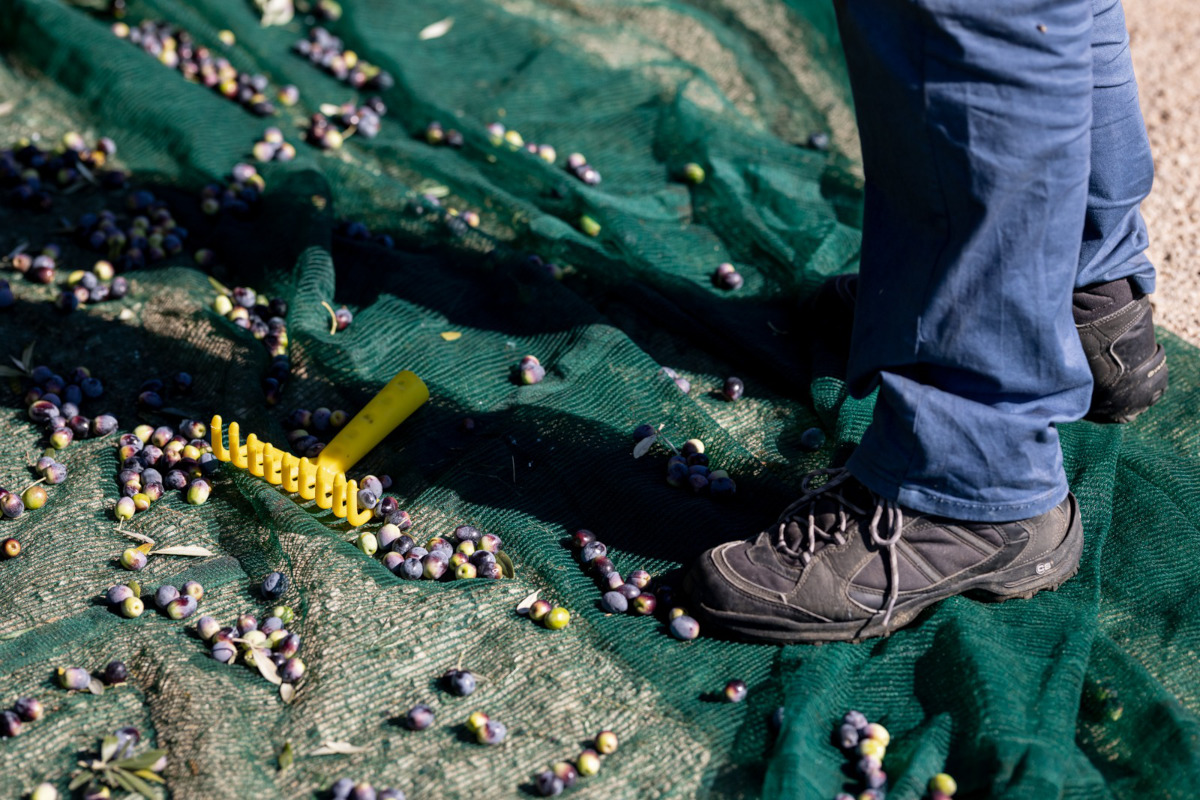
1, 0, 1199, 797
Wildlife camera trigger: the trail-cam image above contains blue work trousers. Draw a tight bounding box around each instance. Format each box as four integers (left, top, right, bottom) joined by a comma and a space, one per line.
837, 0, 1155, 521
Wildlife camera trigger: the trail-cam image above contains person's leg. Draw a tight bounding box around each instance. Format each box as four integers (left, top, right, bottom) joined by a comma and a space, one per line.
841, 0, 1095, 522
1077, 0, 1154, 292
1073, 0, 1168, 422
801, 0, 1165, 422
684, 0, 1090, 643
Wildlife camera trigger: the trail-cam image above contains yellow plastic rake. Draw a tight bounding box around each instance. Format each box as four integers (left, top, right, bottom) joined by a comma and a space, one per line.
209, 370, 429, 525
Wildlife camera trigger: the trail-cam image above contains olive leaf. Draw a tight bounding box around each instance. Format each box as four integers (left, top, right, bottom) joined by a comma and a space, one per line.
496, 551, 516, 579
250, 647, 283, 685
418, 16, 454, 39
157, 407, 199, 419
71, 735, 168, 799
149, 545, 214, 557
87, 677, 106, 696
113, 767, 157, 798
415, 182, 450, 198
110, 770, 140, 796
118, 529, 156, 545
4, 241, 29, 259
114, 750, 168, 771
310, 741, 369, 756
279, 741, 294, 770
101, 735, 120, 763
280, 683, 296, 704
516, 590, 540, 615
75, 161, 99, 186
4, 342, 35, 377
254, 0, 294, 26
207, 275, 231, 295
632, 433, 658, 458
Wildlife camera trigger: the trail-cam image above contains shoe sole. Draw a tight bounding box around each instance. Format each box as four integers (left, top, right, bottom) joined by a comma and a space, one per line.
1085, 343, 1168, 424
691, 494, 1084, 645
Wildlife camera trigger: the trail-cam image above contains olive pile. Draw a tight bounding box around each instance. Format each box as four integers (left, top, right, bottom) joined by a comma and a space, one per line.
112, 20, 278, 116
570, 529, 699, 640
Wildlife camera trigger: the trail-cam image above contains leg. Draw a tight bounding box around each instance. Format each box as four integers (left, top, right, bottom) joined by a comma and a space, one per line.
1072, 0, 1168, 422
685, 0, 1090, 644
839, 0, 1095, 522
802, 0, 1164, 422
1077, 0, 1154, 292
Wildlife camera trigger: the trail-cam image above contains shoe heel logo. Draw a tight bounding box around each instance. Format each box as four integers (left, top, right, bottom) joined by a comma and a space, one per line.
1036, 561, 1053, 575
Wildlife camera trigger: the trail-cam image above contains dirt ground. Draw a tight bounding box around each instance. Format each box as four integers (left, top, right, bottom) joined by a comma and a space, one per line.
1126, 0, 1200, 344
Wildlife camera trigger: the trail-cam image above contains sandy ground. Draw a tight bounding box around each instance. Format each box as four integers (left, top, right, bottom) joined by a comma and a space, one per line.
1126, 0, 1200, 343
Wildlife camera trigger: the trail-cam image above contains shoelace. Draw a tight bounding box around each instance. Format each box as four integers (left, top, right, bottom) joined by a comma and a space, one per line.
773, 467, 906, 629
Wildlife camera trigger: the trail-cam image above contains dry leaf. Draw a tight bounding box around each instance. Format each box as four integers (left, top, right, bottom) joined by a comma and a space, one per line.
118, 529, 156, 545
516, 590, 540, 615
632, 433, 657, 458
440, 331, 462, 341
418, 17, 453, 39
310, 741, 369, 756
87, 677, 106, 696
149, 545, 214, 558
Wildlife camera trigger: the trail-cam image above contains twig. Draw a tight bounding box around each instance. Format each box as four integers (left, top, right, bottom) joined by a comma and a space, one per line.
18, 476, 45, 495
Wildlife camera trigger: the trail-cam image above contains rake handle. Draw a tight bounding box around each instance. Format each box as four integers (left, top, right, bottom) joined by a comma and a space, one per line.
315, 370, 430, 475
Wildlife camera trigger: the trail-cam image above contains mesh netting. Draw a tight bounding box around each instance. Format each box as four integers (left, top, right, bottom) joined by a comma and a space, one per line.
0, 0, 1198, 798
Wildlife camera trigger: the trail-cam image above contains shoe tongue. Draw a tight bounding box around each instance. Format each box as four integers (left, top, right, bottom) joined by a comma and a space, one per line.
779, 475, 874, 558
